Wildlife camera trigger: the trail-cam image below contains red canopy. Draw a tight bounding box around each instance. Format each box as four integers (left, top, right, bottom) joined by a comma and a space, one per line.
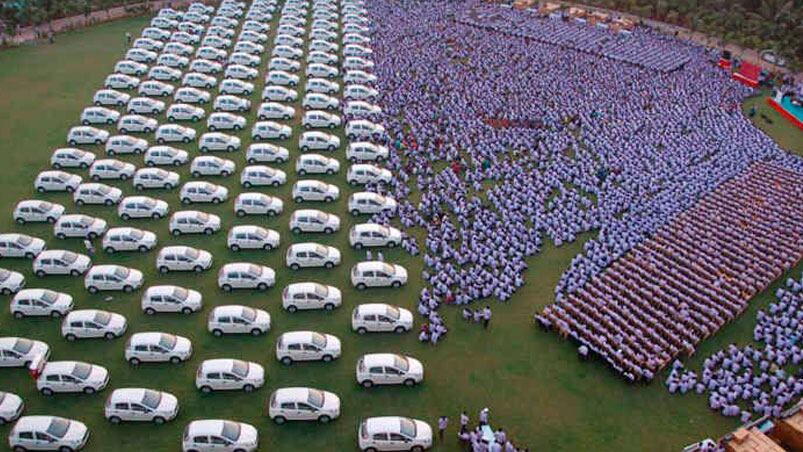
733, 61, 760, 87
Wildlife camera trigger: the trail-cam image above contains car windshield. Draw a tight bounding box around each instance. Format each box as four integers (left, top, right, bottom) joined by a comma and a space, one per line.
311, 332, 327, 348
141, 389, 163, 409
155, 169, 169, 178
129, 229, 144, 240
315, 212, 328, 221
399, 418, 417, 438
172, 287, 188, 300
46, 418, 71, 439
37, 201, 53, 211
393, 355, 410, 371
159, 334, 177, 350
314, 245, 328, 256
231, 360, 249, 377
386, 306, 401, 320
241, 307, 257, 322
93, 311, 111, 325
12, 338, 33, 354
380, 263, 395, 274
254, 228, 268, 239
307, 389, 325, 408
79, 217, 96, 227
72, 362, 93, 380
183, 248, 200, 259
16, 235, 33, 246
62, 251, 78, 264
247, 264, 262, 275
197, 212, 210, 222
0, 269, 8, 281
314, 284, 328, 297
113, 267, 130, 279
143, 198, 156, 208
111, 161, 125, 169
41, 290, 58, 303
221, 421, 241, 441
201, 183, 215, 191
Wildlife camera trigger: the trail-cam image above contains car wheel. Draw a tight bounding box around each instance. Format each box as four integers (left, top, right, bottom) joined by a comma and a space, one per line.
69, 140, 77, 146
280, 356, 292, 365
153, 416, 166, 425
212, 329, 223, 337
40, 387, 53, 396
318, 415, 331, 424
169, 356, 182, 364
361, 380, 374, 388
70, 269, 81, 277
104, 246, 115, 254
35, 270, 46, 278
104, 199, 114, 206
327, 145, 335, 151
158, 266, 169, 274
257, 282, 268, 291
182, 137, 190, 143
193, 265, 204, 273
108, 416, 122, 424
200, 385, 212, 394
65, 333, 77, 342
83, 386, 96, 394
88, 285, 99, 294
209, 125, 217, 131
290, 263, 300, 271
262, 243, 273, 251
324, 303, 335, 311
157, 138, 165, 144
236, 210, 246, 217
273, 416, 286, 425
322, 354, 333, 362
120, 128, 128, 134
301, 145, 309, 152
181, 198, 191, 204
104, 332, 117, 340
212, 198, 221, 204
200, 146, 208, 153
15, 217, 25, 225
74, 200, 84, 207
168, 116, 176, 122
222, 284, 232, 292
242, 181, 252, 188
123, 285, 134, 293
356, 283, 367, 290
243, 384, 255, 392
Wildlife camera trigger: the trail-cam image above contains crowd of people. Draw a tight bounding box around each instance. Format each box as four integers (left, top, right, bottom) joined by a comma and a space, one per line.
665, 272, 803, 422
363, 0, 803, 362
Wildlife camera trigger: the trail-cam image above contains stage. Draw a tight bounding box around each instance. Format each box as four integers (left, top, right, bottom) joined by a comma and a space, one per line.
767, 94, 803, 131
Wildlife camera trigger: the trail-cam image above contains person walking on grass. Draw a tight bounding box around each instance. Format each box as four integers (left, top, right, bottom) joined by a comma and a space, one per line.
437, 416, 448, 441
125, 32, 132, 47
482, 306, 492, 329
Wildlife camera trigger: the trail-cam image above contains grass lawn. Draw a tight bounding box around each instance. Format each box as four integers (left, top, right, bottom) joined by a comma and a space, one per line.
0, 11, 801, 452
742, 91, 803, 156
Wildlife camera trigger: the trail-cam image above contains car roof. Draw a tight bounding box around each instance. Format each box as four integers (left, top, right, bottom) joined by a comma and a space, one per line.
65, 309, 110, 321
160, 245, 196, 253
88, 264, 128, 273
221, 262, 261, 272
272, 387, 313, 402
289, 242, 327, 251
129, 332, 176, 344
13, 416, 72, 430
355, 261, 394, 271
187, 419, 230, 434
200, 358, 243, 372
109, 387, 151, 402
279, 331, 316, 342
361, 353, 403, 367
212, 304, 253, 316
364, 417, 408, 434
43, 360, 86, 373
146, 285, 185, 294
286, 282, 326, 292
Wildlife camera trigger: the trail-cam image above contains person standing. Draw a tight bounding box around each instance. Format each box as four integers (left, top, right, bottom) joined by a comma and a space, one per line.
365, 249, 373, 261
376, 251, 384, 262
460, 411, 470, 429
83, 238, 95, 257
125, 31, 132, 47
437, 416, 448, 442
482, 306, 492, 329
479, 407, 490, 426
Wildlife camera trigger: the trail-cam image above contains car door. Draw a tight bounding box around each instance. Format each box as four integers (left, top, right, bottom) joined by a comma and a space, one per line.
221, 372, 241, 390
84, 320, 103, 338
60, 374, 80, 392
134, 343, 149, 360
302, 343, 320, 361
149, 344, 166, 361
296, 402, 318, 421
287, 343, 302, 360
388, 433, 409, 450
377, 315, 395, 332
129, 402, 150, 421
44, 373, 63, 392
368, 365, 385, 384
385, 366, 403, 384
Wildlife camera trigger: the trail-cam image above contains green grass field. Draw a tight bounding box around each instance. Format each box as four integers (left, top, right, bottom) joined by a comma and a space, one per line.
0, 12, 802, 452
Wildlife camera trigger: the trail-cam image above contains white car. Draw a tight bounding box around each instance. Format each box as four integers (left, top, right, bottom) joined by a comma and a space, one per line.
349, 192, 397, 215
191, 155, 236, 177
351, 261, 408, 290
282, 282, 341, 312
0, 391, 24, 424
174, 86, 212, 104
106, 135, 149, 155
151, 16, 178, 29
8, 416, 89, 451
349, 223, 402, 248
156, 53, 189, 69
302, 110, 341, 129
0, 337, 50, 367
296, 154, 339, 175
171, 30, 200, 45
290, 209, 339, 235
246, 143, 289, 164
252, 121, 292, 141
344, 69, 378, 85
115, 59, 149, 76
189, 58, 224, 74
72, 183, 122, 206
344, 56, 375, 71
352, 302, 414, 335
292, 180, 340, 202
268, 388, 340, 424
199, 132, 241, 152
274, 33, 303, 48
37, 360, 109, 395
343, 32, 371, 46
358, 417, 433, 452
196, 359, 265, 393
346, 119, 385, 140
302, 92, 339, 111
228, 51, 261, 68
241, 165, 286, 188
344, 43, 373, 57
258, 102, 295, 120
220, 78, 255, 96
299, 131, 340, 152
224, 64, 258, 80
208, 305, 271, 336
347, 163, 392, 186
309, 39, 338, 53
105, 73, 140, 89
144, 145, 188, 167
118, 114, 158, 134
183, 71, 218, 88
169, 210, 221, 235
182, 420, 259, 452
127, 96, 166, 114
93, 89, 130, 106
105, 388, 178, 424
356, 353, 423, 388
67, 126, 109, 145
262, 85, 298, 102
148, 65, 182, 81
207, 112, 247, 132
214, 94, 251, 112
305, 78, 339, 94
89, 159, 136, 181
286, 242, 341, 270
10, 289, 72, 318
180, 181, 229, 204
265, 69, 300, 86
217, 263, 275, 292
134, 167, 181, 190
62, 309, 127, 341
309, 28, 337, 41
50, 147, 94, 169
276, 24, 304, 36
156, 246, 213, 273
345, 100, 382, 118
195, 46, 227, 62
125, 332, 192, 365
13, 200, 65, 224
345, 84, 379, 102
201, 35, 232, 49
347, 142, 389, 162
155, 124, 197, 143
307, 51, 337, 65
242, 20, 269, 33
32, 250, 92, 277
268, 57, 300, 72
34, 170, 82, 193
142, 285, 202, 314
167, 103, 206, 122
164, 41, 194, 56
239, 30, 268, 43
84, 265, 144, 293
126, 47, 157, 63
102, 227, 157, 253
118, 195, 169, 220
207, 26, 234, 39
276, 331, 341, 365
227, 225, 280, 251
0, 234, 46, 259
234, 40, 265, 54
138, 80, 174, 97
306, 62, 338, 79
311, 19, 337, 31
80, 106, 120, 125
234, 192, 283, 217
54, 213, 108, 238
0, 268, 25, 295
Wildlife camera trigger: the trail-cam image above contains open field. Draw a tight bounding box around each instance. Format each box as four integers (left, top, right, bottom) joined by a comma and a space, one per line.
0, 9, 801, 452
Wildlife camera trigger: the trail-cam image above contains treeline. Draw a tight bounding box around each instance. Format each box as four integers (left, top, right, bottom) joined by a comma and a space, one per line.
582, 0, 802, 69
0, 0, 154, 35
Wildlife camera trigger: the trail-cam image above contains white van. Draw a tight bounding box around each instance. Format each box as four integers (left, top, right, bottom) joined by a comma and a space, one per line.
217, 263, 275, 291
37, 361, 109, 395
352, 303, 414, 334
104, 388, 178, 424
349, 223, 402, 248
268, 387, 341, 424
358, 417, 433, 452
102, 227, 157, 253
61, 309, 127, 341
227, 225, 280, 251
282, 282, 341, 312
286, 243, 341, 270
8, 416, 89, 451
142, 285, 202, 315
351, 261, 408, 290
276, 331, 341, 365
356, 353, 424, 387
208, 305, 270, 336
289, 209, 340, 234
11, 289, 73, 319
84, 265, 144, 293
125, 332, 192, 365
195, 359, 265, 393
234, 192, 283, 217
156, 246, 213, 273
